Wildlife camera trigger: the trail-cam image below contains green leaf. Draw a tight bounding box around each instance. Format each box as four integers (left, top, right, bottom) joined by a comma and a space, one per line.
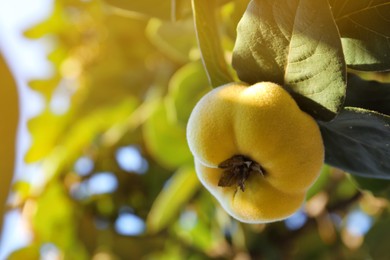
366, 217, 390, 259
32, 181, 76, 249
220, 0, 251, 41
331, 0, 390, 71
319, 107, 390, 178
168, 62, 210, 125
142, 100, 193, 169
192, 0, 234, 87
349, 174, 390, 197
147, 165, 200, 233
345, 73, 390, 115
306, 165, 331, 200
232, 0, 346, 121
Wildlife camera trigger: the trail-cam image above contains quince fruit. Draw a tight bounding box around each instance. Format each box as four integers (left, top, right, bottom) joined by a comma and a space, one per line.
187, 82, 324, 223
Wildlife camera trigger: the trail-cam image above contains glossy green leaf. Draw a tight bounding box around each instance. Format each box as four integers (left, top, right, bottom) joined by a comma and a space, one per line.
192, 0, 234, 87
232, 0, 346, 121
319, 107, 390, 178
0, 52, 19, 238
331, 0, 390, 71
344, 73, 390, 115
147, 165, 200, 233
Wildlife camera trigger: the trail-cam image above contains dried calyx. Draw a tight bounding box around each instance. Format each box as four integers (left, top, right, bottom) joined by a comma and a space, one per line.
217, 155, 265, 192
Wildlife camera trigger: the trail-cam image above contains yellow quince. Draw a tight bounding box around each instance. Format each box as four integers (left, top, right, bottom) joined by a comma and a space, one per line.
187, 82, 324, 223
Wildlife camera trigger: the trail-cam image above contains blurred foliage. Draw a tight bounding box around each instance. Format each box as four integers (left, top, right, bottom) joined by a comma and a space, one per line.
1, 0, 390, 259
0, 51, 19, 238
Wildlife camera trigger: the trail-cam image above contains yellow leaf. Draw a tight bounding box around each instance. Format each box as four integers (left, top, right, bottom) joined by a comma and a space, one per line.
0, 52, 19, 236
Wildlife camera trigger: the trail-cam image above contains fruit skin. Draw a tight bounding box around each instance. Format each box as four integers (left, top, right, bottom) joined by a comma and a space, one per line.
187, 82, 324, 223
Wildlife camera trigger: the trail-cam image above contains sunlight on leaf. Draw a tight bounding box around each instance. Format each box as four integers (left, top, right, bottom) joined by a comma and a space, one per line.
331, 1, 390, 71
25, 110, 68, 163
232, 0, 346, 121
192, 0, 233, 87
31, 99, 137, 189
32, 182, 76, 250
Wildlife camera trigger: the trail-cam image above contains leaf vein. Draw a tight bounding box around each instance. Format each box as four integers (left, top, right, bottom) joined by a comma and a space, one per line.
375, 7, 390, 22
348, 17, 390, 39
335, 2, 390, 21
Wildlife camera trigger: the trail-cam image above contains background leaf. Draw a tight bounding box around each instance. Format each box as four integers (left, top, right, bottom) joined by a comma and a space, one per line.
344, 73, 390, 115
192, 0, 233, 87
366, 217, 390, 260
7, 245, 40, 260
25, 110, 69, 162
306, 165, 331, 200
168, 62, 209, 125
232, 0, 346, 121
146, 18, 197, 64
29, 99, 137, 182
142, 100, 192, 169
147, 165, 200, 233
0, 52, 19, 238
331, 0, 390, 71
104, 0, 173, 20
319, 107, 390, 178
349, 175, 390, 198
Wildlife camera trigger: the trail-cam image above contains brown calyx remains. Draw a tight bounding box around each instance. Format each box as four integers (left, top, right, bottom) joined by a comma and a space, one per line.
217, 155, 265, 192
